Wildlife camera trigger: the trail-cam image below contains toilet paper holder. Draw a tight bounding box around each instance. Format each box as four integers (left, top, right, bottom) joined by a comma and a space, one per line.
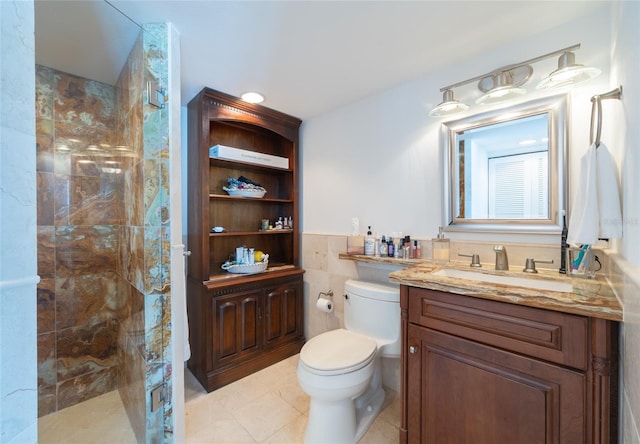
316, 290, 334, 313
317, 290, 334, 300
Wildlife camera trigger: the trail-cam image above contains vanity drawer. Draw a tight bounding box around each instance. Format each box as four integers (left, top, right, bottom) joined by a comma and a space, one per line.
408, 287, 589, 370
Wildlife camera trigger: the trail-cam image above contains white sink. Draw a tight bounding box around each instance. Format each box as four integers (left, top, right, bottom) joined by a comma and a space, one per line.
432, 268, 573, 293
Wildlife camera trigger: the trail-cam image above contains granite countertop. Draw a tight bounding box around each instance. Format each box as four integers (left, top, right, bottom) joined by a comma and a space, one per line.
387, 262, 623, 321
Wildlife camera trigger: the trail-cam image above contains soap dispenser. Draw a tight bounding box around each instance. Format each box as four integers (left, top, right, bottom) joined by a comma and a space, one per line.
364, 226, 375, 256
432, 227, 450, 264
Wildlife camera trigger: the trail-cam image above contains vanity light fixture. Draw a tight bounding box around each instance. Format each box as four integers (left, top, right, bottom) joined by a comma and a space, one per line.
428, 89, 470, 117
429, 43, 600, 118
536, 51, 602, 90
241, 91, 265, 104
475, 70, 529, 105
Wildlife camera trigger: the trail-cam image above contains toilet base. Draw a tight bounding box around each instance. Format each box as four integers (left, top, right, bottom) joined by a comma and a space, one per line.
304, 385, 385, 444
354, 385, 385, 442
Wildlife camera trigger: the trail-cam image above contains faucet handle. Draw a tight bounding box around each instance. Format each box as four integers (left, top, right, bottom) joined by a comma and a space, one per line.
523, 258, 554, 273
459, 253, 482, 268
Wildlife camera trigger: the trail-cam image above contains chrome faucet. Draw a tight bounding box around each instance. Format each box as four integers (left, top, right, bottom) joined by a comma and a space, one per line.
493, 245, 509, 270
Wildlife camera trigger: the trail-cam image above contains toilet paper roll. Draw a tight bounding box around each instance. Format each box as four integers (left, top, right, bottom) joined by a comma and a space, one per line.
316, 297, 333, 313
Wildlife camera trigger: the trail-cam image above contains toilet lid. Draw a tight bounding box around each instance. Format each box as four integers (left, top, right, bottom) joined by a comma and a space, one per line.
300, 329, 377, 376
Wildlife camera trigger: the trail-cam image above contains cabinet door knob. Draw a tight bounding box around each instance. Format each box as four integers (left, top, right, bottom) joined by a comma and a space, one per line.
409, 346, 418, 354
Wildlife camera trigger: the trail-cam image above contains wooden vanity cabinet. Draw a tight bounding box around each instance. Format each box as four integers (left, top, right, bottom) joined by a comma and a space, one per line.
400, 286, 618, 444
186, 88, 305, 392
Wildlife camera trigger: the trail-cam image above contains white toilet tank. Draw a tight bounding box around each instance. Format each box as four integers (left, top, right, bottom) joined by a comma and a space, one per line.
344, 280, 401, 357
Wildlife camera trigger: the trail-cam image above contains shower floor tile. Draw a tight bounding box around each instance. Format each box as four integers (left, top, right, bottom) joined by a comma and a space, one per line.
38, 389, 136, 443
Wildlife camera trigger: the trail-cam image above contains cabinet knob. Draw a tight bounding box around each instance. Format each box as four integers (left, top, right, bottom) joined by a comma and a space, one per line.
409, 346, 418, 354
183, 250, 192, 257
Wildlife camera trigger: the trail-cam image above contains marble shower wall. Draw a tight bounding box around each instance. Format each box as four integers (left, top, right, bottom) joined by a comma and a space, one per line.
35, 64, 129, 415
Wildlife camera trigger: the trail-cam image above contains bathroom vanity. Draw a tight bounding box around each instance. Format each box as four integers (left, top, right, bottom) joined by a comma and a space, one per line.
390, 264, 622, 444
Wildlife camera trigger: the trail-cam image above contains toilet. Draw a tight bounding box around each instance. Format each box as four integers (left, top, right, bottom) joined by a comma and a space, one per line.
297, 279, 400, 444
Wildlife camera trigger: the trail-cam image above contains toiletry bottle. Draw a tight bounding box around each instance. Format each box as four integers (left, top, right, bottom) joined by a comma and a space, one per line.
364, 226, 375, 256
374, 232, 381, 257
347, 217, 365, 255
387, 237, 395, 257
432, 227, 450, 264
411, 240, 418, 259
402, 236, 411, 259
393, 237, 401, 258
415, 240, 422, 259
559, 210, 568, 274
379, 235, 388, 256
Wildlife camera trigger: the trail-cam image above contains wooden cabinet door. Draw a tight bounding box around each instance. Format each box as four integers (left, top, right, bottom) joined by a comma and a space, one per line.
211, 289, 262, 369
264, 280, 303, 347
407, 324, 586, 444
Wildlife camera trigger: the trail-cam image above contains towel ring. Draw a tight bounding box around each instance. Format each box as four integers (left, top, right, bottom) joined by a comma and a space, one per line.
590, 86, 623, 148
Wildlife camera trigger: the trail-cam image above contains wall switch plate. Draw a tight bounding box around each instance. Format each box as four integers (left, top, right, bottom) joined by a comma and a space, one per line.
151, 384, 165, 411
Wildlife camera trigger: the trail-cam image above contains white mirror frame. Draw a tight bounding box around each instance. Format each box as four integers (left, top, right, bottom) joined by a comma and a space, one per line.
442, 94, 569, 234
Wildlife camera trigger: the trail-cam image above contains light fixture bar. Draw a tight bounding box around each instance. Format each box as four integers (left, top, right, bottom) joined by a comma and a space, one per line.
429, 43, 600, 118
439, 43, 581, 92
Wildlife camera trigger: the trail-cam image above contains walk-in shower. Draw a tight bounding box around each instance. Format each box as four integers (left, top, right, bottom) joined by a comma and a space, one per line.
35, 1, 172, 441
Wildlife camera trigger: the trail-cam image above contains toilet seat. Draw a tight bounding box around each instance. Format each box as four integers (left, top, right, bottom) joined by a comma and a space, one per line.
300, 329, 377, 376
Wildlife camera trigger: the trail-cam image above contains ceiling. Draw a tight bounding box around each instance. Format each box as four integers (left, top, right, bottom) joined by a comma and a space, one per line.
35, 1, 607, 120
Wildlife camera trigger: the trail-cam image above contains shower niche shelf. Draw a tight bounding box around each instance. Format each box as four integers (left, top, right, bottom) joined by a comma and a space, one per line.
186, 87, 304, 392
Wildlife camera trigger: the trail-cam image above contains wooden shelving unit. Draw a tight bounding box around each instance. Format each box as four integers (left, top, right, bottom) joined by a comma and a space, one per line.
186, 87, 304, 392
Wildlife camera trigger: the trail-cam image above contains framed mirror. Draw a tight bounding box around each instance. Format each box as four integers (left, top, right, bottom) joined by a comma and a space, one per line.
442, 94, 568, 233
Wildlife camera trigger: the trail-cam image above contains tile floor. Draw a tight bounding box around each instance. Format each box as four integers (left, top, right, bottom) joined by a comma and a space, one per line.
38, 388, 137, 443
38, 354, 400, 443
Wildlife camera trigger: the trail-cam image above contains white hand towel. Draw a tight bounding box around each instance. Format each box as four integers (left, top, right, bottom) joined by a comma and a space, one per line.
568, 144, 598, 245
596, 142, 623, 239
568, 142, 623, 245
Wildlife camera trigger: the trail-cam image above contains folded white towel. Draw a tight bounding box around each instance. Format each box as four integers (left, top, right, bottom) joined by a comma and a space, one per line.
568, 144, 598, 245
596, 142, 623, 239
568, 142, 622, 245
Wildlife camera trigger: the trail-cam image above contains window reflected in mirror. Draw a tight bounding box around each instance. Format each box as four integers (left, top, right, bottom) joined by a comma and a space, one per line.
457, 114, 549, 219
443, 95, 568, 233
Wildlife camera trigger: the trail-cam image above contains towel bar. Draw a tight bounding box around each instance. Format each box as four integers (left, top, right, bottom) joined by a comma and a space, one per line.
590, 86, 622, 148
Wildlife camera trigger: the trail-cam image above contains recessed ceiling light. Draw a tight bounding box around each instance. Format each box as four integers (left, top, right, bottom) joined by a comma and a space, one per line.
241, 91, 265, 104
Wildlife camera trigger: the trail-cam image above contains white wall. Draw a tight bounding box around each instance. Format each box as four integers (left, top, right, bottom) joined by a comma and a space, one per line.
301, 6, 612, 246
0, 1, 38, 442
610, 2, 640, 443
610, 1, 640, 268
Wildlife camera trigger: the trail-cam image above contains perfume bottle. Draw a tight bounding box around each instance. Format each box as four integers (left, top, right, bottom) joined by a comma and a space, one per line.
379, 235, 388, 256
432, 227, 450, 264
